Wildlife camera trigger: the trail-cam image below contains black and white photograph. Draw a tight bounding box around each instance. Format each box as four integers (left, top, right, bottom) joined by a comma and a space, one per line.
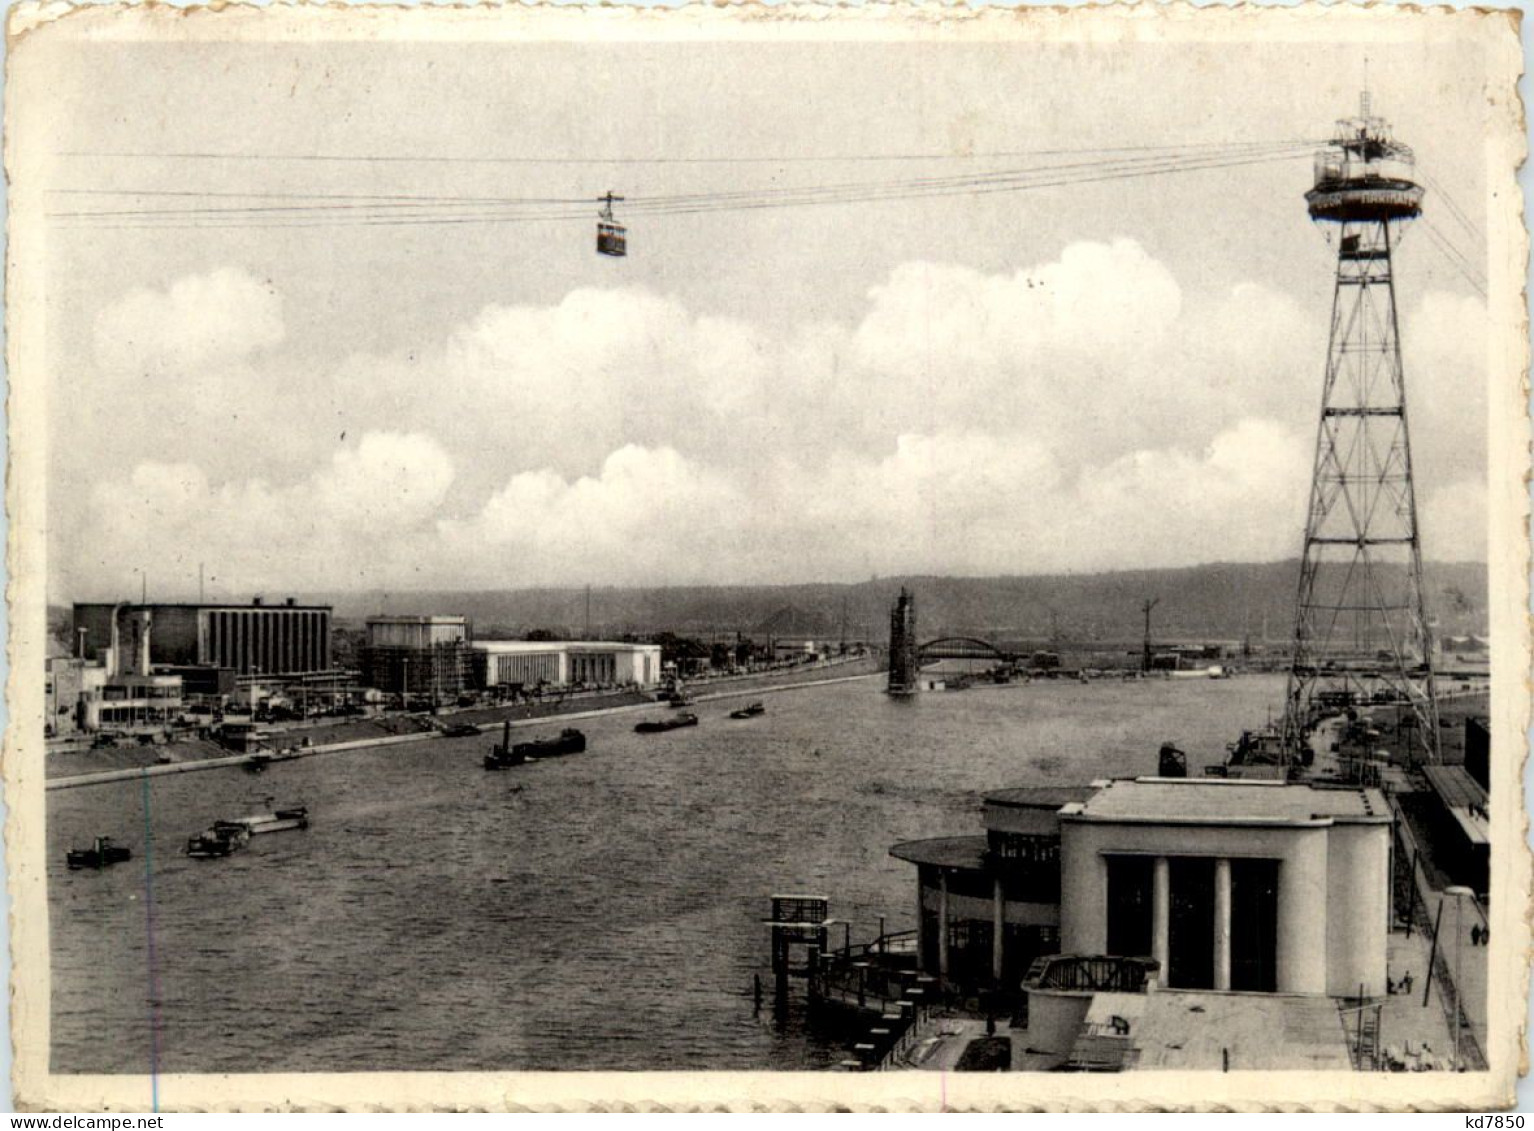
5, 2, 1527, 1111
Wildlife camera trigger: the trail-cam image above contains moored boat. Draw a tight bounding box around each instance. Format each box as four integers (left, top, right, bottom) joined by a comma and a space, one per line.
66, 836, 132, 870
635, 712, 699, 734
235, 805, 310, 834
186, 824, 247, 858
729, 701, 766, 720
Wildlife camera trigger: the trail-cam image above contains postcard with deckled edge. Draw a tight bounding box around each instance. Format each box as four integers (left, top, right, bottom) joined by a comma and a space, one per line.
4, 0, 1529, 1112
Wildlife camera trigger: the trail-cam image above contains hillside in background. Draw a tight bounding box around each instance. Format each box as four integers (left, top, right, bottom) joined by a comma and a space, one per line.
309, 560, 1488, 646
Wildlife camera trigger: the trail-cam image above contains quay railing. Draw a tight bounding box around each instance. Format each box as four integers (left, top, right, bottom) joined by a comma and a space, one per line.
875, 1004, 935, 1070
835, 1000, 934, 1072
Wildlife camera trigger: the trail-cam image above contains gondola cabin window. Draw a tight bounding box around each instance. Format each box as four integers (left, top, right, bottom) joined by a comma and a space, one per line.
597, 220, 627, 258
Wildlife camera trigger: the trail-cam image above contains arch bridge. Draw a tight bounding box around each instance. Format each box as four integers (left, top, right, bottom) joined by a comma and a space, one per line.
916, 637, 1018, 664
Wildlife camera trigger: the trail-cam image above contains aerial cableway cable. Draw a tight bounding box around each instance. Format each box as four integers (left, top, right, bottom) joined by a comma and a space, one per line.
50, 138, 1320, 231
1420, 170, 1486, 255
49, 138, 1313, 224
1417, 217, 1488, 300
57, 136, 1326, 167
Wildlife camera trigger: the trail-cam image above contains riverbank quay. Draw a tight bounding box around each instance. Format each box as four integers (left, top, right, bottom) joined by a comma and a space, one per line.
45, 666, 884, 791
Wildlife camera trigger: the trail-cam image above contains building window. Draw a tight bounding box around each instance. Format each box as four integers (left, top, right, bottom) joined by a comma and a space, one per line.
1231, 858, 1280, 992
1105, 855, 1155, 960
989, 831, 1060, 864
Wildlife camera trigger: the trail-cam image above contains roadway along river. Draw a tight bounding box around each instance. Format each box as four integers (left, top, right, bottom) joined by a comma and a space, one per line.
49, 672, 1287, 1075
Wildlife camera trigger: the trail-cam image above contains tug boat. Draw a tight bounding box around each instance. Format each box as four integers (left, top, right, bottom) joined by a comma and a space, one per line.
485, 722, 523, 770
635, 712, 699, 734
485, 722, 587, 769
729, 701, 766, 720
66, 836, 132, 870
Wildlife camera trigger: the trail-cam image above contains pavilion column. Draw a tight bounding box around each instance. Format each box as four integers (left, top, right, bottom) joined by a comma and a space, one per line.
1214, 858, 1233, 991
937, 872, 950, 982
992, 876, 1006, 984
1152, 856, 1171, 984
916, 873, 928, 970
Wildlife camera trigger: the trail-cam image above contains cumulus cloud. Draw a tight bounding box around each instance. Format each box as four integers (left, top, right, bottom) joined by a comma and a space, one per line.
85, 433, 454, 592
309, 237, 1314, 504
441, 445, 743, 585
80, 421, 1319, 591
59, 239, 1489, 595
93, 267, 285, 375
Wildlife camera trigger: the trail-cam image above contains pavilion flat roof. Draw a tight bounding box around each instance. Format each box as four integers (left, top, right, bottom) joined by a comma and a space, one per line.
888, 836, 989, 871
983, 786, 1096, 810
1064, 777, 1390, 826
1079, 990, 1354, 1071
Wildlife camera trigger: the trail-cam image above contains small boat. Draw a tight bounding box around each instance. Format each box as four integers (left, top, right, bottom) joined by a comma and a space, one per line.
66, 836, 132, 870
635, 712, 699, 734
186, 824, 247, 858
729, 702, 766, 720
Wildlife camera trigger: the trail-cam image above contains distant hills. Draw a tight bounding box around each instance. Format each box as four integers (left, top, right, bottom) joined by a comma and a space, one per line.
309, 560, 1489, 647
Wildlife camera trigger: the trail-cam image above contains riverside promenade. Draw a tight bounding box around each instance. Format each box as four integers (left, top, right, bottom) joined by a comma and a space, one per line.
46, 662, 883, 792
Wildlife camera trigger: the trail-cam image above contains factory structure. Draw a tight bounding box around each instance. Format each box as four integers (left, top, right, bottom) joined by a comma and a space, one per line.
50, 599, 337, 737
48, 598, 669, 737
72, 599, 333, 677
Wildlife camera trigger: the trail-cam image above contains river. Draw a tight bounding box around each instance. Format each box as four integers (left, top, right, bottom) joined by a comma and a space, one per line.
48, 672, 1287, 1075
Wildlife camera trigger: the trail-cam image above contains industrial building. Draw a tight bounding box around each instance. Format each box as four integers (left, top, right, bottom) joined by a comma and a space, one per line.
358, 615, 474, 697
50, 607, 184, 733
891, 777, 1391, 999
472, 640, 662, 691
72, 598, 333, 676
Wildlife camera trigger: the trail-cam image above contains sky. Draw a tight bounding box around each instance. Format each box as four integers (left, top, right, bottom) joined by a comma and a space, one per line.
19, 18, 1501, 602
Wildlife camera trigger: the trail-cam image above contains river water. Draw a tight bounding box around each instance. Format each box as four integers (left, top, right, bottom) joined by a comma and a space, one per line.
49, 672, 1286, 1075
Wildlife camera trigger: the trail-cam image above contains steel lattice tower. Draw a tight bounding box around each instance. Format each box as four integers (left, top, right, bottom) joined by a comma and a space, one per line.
1284, 95, 1441, 767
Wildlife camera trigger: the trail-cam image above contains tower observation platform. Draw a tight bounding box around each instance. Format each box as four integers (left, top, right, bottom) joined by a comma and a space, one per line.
1305, 100, 1424, 223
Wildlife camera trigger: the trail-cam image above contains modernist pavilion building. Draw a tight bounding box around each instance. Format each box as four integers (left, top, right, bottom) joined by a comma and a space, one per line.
891, 777, 1392, 1000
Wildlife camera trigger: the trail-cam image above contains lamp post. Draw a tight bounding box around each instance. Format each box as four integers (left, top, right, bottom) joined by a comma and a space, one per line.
1445, 885, 1474, 1070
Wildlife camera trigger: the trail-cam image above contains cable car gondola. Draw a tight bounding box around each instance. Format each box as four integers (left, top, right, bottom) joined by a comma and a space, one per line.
596, 191, 627, 257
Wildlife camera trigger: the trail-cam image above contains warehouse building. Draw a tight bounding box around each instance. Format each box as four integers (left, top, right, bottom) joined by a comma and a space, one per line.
472, 640, 663, 691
